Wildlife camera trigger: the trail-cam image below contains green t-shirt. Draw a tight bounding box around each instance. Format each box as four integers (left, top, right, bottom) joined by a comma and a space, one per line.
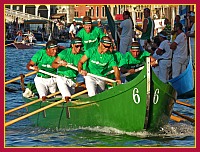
85, 47, 117, 76
141, 17, 153, 40
121, 50, 151, 81
31, 49, 57, 77
163, 24, 171, 41
106, 51, 124, 79
77, 26, 106, 51
58, 48, 84, 78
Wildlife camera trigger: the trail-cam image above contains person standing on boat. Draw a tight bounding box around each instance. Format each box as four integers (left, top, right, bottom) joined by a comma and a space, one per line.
26, 40, 58, 101
97, 18, 107, 34
170, 23, 188, 78
120, 41, 157, 82
69, 20, 77, 40
118, 11, 134, 54
52, 37, 84, 102
26, 30, 35, 43
155, 31, 172, 83
171, 15, 181, 42
76, 16, 106, 51
78, 36, 121, 97
186, 12, 195, 67
135, 8, 154, 49
162, 18, 171, 41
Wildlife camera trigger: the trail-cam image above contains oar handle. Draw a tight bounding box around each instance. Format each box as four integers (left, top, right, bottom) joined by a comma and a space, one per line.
29, 67, 58, 78
5, 91, 61, 115
5, 71, 37, 85
5, 90, 88, 127
121, 66, 144, 77
66, 64, 116, 83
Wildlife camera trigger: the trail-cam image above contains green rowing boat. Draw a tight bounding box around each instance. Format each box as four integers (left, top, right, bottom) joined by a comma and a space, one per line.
22, 58, 176, 132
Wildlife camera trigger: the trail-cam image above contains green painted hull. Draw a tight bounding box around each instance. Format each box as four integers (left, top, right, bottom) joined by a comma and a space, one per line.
23, 63, 176, 132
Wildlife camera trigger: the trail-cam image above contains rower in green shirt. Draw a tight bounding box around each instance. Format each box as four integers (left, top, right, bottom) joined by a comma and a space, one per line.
78, 36, 121, 97
26, 40, 58, 101
77, 16, 106, 51
52, 37, 84, 102
120, 41, 157, 81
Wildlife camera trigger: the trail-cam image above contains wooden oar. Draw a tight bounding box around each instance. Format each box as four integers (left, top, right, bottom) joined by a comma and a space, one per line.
5, 91, 61, 115
176, 100, 195, 109
66, 64, 116, 83
106, 66, 144, 77
5, 43, 14, 47
170, 115, 186, 122
5, 71, 37, 85
5, 89, 88, 127
121, 66, 144, 77
34, 43, 46, 46
172, 111, 195, 123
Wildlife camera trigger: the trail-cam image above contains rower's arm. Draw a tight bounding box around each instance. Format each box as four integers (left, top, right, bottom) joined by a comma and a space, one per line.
26, 60, 38, 71
113, 66, 121, 84
78, 55, 88, 76
170, 42, 177, 51
52, 56, 67, 68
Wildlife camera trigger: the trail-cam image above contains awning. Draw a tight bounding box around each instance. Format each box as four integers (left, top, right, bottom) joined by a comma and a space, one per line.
24, 19, 48, 24
51, 13, 66, 19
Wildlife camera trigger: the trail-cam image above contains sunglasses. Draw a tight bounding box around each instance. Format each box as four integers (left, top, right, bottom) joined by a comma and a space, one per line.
75, 45, 82, 48
102, 43, 111, 49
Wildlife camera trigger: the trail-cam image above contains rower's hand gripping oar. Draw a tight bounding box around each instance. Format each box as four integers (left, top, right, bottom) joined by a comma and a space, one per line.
5, 89, 88, 127
66, 64, 117, 84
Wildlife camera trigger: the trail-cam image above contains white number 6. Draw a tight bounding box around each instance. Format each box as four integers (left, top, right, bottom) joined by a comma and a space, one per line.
153, 89, 159, 104
132, 88, 140, 104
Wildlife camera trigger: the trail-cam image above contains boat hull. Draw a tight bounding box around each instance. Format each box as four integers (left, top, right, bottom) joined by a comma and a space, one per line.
168, 59, 194, 98
23, 63, 176, 132
13, 43, 33, 49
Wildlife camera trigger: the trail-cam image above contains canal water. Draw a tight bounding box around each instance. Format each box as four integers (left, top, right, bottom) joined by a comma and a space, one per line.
5, 46, 195, 148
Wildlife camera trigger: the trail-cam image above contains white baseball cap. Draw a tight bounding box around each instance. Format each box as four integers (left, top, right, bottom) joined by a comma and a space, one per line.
97, 18, 101, 22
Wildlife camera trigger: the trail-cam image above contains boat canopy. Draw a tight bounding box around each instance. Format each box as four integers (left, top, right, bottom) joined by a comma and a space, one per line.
24, 19, 48, 24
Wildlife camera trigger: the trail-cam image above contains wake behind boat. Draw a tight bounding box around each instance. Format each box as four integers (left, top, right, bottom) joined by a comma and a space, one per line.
15, 58, 176, 132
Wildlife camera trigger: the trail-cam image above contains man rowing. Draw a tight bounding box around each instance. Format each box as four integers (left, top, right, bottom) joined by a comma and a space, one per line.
26, 40, 58, 101
76, 16, 106, 51
78, 36, 121, 97
120, 41, 157, 82
52, 37, 84, 102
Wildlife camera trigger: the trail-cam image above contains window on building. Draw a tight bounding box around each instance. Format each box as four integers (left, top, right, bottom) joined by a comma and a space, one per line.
75, 11, 78, 17
97, 6, 99, 17
90, 7, 94, 17
114, 5, 117, 15
86, 11, 90, 16
118, 5, 120, 14
102, 6, 105, 17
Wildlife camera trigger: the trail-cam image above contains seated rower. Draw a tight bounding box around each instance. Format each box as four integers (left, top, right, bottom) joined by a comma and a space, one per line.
105, 42, 125, 83
52, 37, 84, 102
78, 36, 121, 97
26, 40, 58, 101
120, 41, 157, 82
